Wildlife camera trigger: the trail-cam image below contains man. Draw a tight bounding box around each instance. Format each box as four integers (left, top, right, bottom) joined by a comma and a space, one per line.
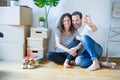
70, 11, 116, 71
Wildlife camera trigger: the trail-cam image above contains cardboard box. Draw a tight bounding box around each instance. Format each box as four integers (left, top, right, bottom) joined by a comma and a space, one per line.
0, 43, 25, 61
27, 37, 48, 48
0, 25, 30, 58
27, 48, 48, 59
0, 25, 30, 43
0, 6, 32, 26
30, 28, 50, 38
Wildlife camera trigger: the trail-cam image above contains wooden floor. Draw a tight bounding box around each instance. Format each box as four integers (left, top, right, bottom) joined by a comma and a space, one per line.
0, 57, 120, 80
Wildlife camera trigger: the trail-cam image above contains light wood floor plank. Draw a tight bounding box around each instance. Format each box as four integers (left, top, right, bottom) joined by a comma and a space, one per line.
0, 58, 120, 80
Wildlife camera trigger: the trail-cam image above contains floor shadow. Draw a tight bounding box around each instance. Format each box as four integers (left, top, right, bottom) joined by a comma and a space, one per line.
0, 71, 9, 80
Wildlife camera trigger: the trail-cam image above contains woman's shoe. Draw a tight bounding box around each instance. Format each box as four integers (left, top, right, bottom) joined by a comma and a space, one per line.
28, 59, 36, 69
21, 59, 29, 69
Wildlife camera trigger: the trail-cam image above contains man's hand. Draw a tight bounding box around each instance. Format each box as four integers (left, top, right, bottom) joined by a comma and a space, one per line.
83, 14, 92, 25
83, 14, 97, 31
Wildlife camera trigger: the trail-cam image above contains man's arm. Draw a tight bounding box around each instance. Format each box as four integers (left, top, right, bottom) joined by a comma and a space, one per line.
88, 23, 97, 31
83, 14, 97, 32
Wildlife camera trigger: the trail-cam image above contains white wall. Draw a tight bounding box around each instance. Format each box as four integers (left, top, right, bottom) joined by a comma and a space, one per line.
18, 0, 111, 56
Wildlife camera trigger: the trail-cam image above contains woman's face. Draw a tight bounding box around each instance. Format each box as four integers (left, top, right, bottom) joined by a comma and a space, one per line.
63, 16, 71, 29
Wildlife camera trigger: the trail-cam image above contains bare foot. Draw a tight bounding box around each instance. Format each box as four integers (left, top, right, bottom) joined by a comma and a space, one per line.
102, 62, 116, 68
87, 59, 100, 71
87, 62, 100, 71
64, 59, 72, 68
64, 63, 72, 68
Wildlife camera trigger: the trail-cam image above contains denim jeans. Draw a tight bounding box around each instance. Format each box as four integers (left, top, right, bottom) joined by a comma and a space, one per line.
46, 39, 80, 64
75, 35, 103, 68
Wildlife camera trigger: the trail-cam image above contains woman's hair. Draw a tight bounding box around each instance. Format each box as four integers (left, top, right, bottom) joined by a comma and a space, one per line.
57, 13, 75, 35
72, 11, 82, 19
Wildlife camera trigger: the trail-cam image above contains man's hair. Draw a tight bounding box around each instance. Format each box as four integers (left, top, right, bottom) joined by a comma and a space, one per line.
72, 11, 82, 19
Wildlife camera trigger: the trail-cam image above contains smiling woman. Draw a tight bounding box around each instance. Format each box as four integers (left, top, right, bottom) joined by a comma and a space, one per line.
33, 0, 60, 28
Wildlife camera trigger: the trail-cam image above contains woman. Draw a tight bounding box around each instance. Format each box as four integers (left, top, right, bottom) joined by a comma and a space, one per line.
46, 13, 80, 68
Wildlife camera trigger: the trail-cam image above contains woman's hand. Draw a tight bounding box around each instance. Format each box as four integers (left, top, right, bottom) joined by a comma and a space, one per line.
67, 48, 77, 57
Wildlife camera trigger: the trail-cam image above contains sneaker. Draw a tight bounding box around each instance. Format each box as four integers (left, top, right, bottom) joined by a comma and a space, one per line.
28, 59, 35, 69
21, 59, 29, 69
21, 63, 28, 69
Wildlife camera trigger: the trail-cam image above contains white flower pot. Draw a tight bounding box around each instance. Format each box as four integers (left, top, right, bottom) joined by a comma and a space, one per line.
11, 1, 18, 6
39, 22, 45, 27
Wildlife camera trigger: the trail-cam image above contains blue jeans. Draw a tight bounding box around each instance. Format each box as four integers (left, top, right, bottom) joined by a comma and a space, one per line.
46, 39, 80, 64
75, 35, 103, 68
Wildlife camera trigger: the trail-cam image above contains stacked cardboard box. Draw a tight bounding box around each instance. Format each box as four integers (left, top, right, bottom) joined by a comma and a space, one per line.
0, 6, 32, 61
0, 6, 32, 25
27, 28, 50, 60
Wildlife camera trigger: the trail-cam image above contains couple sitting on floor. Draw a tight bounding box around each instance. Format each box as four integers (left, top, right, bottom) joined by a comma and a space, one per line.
46, 11, 116, 71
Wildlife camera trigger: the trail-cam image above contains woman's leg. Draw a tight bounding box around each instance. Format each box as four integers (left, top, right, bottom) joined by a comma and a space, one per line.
66, 39, 80, 61
46, 52, 67, 64
46, 51, 76, 68
64, 39, 80, 68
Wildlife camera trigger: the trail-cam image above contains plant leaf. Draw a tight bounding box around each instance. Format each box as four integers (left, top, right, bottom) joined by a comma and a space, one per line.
45, 0, 51, 5
53, 0, 60, 7
33, 0, 60, 7
33, 0, 46, 8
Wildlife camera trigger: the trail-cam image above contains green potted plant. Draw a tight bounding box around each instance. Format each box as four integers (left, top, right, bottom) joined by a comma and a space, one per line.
39, 16, 46, 27
11, 0, 19, 6
33, 0, 60, 28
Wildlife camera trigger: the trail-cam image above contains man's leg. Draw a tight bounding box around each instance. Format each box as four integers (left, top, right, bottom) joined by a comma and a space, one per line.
76, 35, 103, 71
75, 50, 116, 70
80, 35, 103, 60
75, 50, 102, 68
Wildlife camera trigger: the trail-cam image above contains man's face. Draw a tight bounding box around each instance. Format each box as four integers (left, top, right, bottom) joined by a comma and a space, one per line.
72, 15, 82, 29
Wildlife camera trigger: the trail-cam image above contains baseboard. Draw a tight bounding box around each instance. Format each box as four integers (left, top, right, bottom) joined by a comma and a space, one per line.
100, 57, 120, 62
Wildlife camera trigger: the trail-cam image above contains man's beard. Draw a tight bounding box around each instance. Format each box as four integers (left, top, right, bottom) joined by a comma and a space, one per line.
74, 24, 81, 29
74, 25, 79, 29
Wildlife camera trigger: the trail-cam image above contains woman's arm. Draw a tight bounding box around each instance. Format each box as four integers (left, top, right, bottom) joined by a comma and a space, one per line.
55, 36, 78, 57
55, 36, 69, 52
67, 35, 83, 56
